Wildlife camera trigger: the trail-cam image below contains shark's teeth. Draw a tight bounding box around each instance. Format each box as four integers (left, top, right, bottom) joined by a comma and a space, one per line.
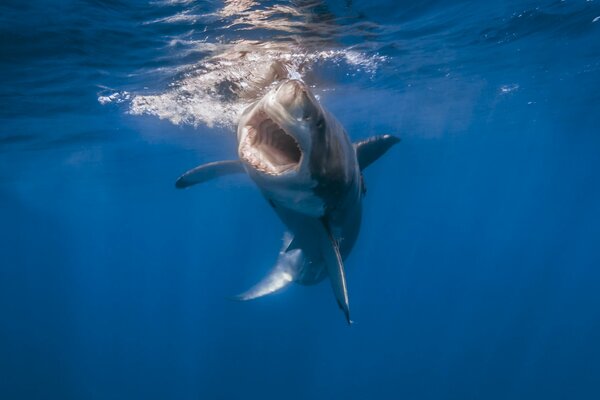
239, 118, 301, 176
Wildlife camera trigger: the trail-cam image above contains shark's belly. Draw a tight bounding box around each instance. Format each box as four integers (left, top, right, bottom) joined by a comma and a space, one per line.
281, 202, 362, 286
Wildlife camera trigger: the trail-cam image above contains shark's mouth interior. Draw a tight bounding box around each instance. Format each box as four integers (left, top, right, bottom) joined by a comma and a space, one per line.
241, 113, 302, 175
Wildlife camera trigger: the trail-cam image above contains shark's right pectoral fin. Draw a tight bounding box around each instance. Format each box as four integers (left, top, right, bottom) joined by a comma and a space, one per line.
233, 233, 301, 301
354, 134, 400, 170
319, 219, 352, 325
175, 159, 245, 189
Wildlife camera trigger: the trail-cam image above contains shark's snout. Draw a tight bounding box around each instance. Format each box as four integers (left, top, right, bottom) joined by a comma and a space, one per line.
273, 80, 319, 120
274, 80, 304, 108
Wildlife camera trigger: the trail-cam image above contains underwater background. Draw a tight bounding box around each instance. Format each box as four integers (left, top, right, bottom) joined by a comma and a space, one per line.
1, 0, 600, 399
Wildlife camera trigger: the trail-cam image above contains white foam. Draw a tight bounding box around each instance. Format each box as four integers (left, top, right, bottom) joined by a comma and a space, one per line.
99, 39, 386, 130
101, 1, 388, 131
500, 83, 519, 94
129, 91, 247, 128
98, 91, 130, 105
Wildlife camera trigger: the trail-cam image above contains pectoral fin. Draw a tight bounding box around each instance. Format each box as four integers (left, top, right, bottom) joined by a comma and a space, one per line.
354, 134, 400, 170
320, 219, 351, 325
175, 159, 245, 189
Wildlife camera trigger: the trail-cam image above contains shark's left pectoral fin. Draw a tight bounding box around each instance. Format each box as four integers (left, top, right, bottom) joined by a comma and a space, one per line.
354, 134, 400, 170
320, 219, 352, 325
175, 159, 245, 189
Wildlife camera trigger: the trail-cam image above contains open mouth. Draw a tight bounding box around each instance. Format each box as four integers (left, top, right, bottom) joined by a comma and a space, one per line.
240, 113, 302, 175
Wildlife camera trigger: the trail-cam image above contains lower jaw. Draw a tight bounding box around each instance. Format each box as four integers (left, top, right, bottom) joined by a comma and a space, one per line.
239, 151, 295, 176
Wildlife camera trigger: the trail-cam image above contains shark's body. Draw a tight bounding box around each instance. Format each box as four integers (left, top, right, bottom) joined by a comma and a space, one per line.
176, 79, 398, 323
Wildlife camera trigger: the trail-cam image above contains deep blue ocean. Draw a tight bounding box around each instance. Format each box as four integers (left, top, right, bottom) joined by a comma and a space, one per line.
2, 0, 600, 399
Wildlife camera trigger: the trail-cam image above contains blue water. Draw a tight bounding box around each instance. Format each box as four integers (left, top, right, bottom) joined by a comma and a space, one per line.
2, 0, 600, 399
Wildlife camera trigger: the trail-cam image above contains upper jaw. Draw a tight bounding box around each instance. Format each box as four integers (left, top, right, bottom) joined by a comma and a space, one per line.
239, 108, 303, 176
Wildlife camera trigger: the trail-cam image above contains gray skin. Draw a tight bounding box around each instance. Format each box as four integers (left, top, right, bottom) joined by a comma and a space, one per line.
176, 79, 399, 323
237, 80, 362, 283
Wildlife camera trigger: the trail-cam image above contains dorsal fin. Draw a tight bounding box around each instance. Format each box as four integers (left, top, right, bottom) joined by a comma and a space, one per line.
175, 160, 245, 188
354, 135, 400, 170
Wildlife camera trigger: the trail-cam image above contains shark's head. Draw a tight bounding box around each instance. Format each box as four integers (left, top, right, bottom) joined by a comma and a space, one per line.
238, 79, 338, 215
238, 79, 358, 216
237, 79, 325, 178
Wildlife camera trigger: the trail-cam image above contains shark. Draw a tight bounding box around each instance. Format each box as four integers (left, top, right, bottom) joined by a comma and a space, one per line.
176, 79, 399, 324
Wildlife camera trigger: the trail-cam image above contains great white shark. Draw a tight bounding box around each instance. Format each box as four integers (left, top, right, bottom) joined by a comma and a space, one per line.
176, 79, 399, 324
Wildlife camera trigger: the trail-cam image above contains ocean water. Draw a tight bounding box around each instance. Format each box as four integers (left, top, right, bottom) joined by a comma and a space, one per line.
1, 0, 600, 399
